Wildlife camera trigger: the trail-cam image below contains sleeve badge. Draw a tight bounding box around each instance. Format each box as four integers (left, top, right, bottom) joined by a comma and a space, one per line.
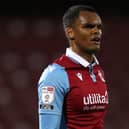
41, 86, 55, 104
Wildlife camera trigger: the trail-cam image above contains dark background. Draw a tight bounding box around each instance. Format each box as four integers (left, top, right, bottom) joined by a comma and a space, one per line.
0, 0, 129, 16
0, 0, 129, 129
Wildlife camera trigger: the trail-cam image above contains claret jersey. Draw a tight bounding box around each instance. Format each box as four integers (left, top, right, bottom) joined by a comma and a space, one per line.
38, 48, 109, 129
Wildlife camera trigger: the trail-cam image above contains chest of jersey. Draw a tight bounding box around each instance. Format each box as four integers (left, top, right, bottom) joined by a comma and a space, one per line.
64, 65, 108, 114
63, 66, 108, 128
55, 55, 108, 128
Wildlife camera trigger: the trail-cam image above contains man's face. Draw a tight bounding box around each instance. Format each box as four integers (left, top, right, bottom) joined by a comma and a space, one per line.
69, 11, 103, 55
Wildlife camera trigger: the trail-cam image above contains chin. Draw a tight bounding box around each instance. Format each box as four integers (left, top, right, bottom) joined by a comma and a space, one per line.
86, 48, 100, 55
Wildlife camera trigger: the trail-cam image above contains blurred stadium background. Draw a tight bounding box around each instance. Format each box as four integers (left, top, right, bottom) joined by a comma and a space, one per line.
0, 0, 129, 129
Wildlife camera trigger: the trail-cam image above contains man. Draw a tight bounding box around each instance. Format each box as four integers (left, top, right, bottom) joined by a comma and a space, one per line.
38, 4, 109, 129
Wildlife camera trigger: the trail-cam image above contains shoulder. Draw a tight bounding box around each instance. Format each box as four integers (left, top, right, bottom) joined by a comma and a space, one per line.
38, 63, 68, 86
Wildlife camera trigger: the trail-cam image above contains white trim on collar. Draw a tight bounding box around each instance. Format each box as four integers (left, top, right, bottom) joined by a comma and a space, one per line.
66, 48, 99, 68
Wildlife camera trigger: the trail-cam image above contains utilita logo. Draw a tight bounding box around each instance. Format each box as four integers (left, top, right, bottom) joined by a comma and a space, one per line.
83, 91, 108, 105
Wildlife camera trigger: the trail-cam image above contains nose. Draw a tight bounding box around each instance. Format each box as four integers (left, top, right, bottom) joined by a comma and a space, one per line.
92, 26, 102, 35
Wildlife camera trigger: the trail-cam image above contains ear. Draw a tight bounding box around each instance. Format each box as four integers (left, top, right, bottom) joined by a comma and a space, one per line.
65, 27, 75, 40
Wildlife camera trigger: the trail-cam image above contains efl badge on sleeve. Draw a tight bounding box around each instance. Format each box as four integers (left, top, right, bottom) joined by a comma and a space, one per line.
42, 86, 55, 104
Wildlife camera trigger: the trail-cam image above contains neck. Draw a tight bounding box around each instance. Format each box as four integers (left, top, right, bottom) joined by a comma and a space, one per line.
82, 54, 94, 63
71, 47, 94, 63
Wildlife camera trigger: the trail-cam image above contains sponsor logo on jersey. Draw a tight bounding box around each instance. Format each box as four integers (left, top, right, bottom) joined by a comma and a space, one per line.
83, 91, 108, 105
42, 86, 55, 104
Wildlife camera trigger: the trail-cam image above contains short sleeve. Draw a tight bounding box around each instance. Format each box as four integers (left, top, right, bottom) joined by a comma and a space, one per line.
37, 63, 69, 129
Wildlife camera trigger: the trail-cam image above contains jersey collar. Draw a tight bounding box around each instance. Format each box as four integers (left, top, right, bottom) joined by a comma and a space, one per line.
66, 48, 99, 68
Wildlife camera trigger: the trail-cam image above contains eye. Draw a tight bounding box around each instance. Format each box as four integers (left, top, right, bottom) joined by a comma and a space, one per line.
83, 23, 103, 30
83, 24, 95, 29
97, 24, 103, 30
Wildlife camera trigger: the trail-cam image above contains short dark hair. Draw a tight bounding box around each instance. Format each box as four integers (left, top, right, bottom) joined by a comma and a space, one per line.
63, 5, 98, 29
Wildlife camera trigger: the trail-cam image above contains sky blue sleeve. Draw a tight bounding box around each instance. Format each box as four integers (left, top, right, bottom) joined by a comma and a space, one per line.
38, 63, 69, 129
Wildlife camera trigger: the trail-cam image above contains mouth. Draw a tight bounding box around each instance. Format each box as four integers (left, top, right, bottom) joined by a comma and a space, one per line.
91, 37, 101, 44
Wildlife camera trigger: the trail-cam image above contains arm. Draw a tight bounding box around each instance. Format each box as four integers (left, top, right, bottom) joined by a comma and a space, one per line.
38, 64, 69, 129
39, 114, 61, 129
